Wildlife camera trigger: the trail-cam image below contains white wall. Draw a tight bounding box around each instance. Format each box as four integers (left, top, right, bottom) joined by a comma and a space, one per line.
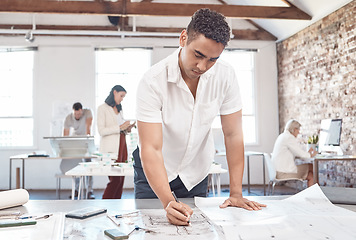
0, 35, 278, 190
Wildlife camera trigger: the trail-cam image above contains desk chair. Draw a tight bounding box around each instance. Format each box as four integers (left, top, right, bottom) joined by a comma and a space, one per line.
264, 153, 306, 195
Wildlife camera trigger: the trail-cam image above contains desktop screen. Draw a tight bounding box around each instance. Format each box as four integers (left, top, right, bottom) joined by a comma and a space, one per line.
319, 119, 342, 153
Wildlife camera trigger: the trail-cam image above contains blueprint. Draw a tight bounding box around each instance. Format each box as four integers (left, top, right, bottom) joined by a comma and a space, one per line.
195, 184, 356, 240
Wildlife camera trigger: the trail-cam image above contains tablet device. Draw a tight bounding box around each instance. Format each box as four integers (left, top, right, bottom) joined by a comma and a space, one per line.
65, 207, 107, 219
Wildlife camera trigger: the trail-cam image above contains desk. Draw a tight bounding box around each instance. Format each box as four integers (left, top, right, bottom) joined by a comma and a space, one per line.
208, 164, 228, 197
2, 195, 356, 240
65, 165, 134, 200
216, 151, 267, 196
245, 151, 266, 195
8, 154, 95, 190
296, 155, 356, 184
66, 163, 228, 200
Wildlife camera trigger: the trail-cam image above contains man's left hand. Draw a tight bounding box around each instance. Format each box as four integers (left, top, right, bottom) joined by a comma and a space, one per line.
219, 195, 266, 210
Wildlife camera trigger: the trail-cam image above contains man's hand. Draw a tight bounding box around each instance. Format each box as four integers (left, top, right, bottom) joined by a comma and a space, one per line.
219, 195, 266, 210
165, 201, 193, 226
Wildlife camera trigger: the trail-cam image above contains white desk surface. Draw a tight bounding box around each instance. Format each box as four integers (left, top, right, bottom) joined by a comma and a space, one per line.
10, 154, 96, 160
2, 196, 356, 240
65, 165, 134, 177
65, 163, 227, 177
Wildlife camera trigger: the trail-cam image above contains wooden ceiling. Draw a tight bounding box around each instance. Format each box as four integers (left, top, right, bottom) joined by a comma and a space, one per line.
0, 0, 312, 41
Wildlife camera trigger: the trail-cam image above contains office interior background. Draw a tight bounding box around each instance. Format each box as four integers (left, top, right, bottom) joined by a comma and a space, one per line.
0, 0, 354, 191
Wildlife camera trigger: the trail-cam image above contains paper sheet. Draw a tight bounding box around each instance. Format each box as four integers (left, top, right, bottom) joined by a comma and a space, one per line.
64, 209, 225, 240
195, 184, 356, 240
0, 212, 65, 240
0, 189, 29, 210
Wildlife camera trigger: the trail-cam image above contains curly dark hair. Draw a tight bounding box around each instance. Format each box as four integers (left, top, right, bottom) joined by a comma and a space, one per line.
186, 8, 230, 46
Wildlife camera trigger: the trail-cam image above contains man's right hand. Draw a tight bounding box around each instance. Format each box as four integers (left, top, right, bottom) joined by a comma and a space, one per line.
164, 201, 193, 226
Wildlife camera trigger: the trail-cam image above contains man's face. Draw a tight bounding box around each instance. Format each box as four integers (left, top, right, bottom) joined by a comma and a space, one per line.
178, 30, 225, 81
73, 109, 83, 120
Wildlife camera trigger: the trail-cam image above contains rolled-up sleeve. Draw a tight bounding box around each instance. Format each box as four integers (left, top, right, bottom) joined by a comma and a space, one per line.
136, 76, 163, 123
219, 67, 242, 115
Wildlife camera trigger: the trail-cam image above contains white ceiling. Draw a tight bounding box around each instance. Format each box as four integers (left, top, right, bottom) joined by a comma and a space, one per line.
253, 0, 353, 41
0, 0, 353, 42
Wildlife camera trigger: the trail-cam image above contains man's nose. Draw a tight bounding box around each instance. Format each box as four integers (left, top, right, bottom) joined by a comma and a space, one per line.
197, 59, 208, 72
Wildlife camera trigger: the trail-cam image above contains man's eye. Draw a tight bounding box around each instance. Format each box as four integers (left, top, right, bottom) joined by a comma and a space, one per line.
195, 54, 203, 58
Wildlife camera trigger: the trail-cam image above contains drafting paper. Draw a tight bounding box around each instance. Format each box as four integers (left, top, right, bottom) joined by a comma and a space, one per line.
195, 184, 356, 240
0, 212, 65, 240
65, 209, 224, 240
0, 189, 29, 210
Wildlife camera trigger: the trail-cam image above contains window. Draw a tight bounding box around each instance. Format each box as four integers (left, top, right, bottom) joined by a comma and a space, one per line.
212, 50, 257, 144
95, 48, 152, 155
96, 48, 257, 149
0, 49, 35, 147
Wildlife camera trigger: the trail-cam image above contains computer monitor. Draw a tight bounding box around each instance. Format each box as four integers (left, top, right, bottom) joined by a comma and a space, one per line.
318, 119, 343, 155
44, 136, 96, 158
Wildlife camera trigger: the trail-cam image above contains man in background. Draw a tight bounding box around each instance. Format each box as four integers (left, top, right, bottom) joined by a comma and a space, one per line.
63, 102, 95, 199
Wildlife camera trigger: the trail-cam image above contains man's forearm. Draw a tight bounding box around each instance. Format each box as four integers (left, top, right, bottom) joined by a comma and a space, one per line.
225, 135, 244, 197
140, 147, 175, 208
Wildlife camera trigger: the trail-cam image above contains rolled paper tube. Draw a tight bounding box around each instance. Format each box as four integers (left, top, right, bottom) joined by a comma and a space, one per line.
0, 189, 29, 210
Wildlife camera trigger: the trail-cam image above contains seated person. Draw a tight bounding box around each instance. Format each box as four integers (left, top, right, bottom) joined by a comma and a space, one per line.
271, 119, 317, 187
62, 102, 95, 199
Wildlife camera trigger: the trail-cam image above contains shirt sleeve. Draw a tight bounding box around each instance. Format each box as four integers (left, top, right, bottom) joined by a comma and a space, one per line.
136, 76, 163, 123
287, 136, 311, 158
63, 114, 71, 129
85, 109, 93, 119
219, 66, 242, 115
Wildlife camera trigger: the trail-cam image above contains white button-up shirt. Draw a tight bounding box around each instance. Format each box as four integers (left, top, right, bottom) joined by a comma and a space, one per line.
271, 130, 311, 173
136, 48, 242, 191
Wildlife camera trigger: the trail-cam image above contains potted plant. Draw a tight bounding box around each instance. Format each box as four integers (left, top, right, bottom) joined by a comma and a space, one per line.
307, 134, 319, 152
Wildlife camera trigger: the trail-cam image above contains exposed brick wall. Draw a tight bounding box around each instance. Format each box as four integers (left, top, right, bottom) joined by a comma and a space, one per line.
276, 1, 355, 187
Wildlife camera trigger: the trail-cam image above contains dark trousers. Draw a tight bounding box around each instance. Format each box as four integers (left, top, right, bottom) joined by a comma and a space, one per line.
133, 147, 208, 199
102, 133, 127, 199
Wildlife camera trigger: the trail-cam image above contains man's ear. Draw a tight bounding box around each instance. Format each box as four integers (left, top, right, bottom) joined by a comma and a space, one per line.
179, 30, 188, 47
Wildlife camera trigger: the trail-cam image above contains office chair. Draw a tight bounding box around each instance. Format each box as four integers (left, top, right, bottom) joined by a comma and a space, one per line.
264, 153, 306, 195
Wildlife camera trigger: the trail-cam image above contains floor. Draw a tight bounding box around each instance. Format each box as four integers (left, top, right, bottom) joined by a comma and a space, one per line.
27, 184, 299, 200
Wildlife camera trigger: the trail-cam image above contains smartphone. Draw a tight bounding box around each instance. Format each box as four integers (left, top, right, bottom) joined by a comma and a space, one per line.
65, 207, 107, 219
129, 120, 136, 125
104, 229, 129, 240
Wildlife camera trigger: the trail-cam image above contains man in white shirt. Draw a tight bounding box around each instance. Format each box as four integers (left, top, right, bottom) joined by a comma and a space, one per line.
134, 8, 265, 226
63, 102, 95, 199
271, 119, 317, 187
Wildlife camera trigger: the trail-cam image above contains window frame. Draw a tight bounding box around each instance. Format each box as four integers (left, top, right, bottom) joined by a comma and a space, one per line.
0, 47, 37, 149
219, 48, 258, 145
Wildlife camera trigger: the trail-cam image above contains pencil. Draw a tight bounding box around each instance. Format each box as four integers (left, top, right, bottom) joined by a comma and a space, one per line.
171, 191, 190, 224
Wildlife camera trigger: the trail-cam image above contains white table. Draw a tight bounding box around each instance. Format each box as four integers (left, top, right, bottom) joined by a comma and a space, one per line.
208, 164, 228, 197
66, 163, 228, 200
295, 155, 356, 184
9, 154, 95, 190
65, 164, 134, 200
2, 192, 356, 240
216, 151, 267, 195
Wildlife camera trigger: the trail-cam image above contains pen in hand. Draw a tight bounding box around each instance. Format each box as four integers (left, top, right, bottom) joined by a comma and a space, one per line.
171, 191, 190, 224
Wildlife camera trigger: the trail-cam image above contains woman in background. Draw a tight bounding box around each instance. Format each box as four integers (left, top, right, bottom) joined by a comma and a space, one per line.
271, 119, 317, 187
97, 85, 135, 199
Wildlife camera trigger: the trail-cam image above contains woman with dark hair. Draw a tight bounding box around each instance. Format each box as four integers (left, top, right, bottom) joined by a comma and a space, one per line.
97, 85, 135, 199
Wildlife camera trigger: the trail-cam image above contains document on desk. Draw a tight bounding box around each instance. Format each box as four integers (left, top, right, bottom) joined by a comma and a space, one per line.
195, 185, 356, 240
65, 208, 225, 240
0, 212, 65, 240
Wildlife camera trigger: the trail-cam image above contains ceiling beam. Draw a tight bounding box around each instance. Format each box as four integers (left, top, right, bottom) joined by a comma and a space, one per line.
0, 0, 312, 20
0, 24, 277, 41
